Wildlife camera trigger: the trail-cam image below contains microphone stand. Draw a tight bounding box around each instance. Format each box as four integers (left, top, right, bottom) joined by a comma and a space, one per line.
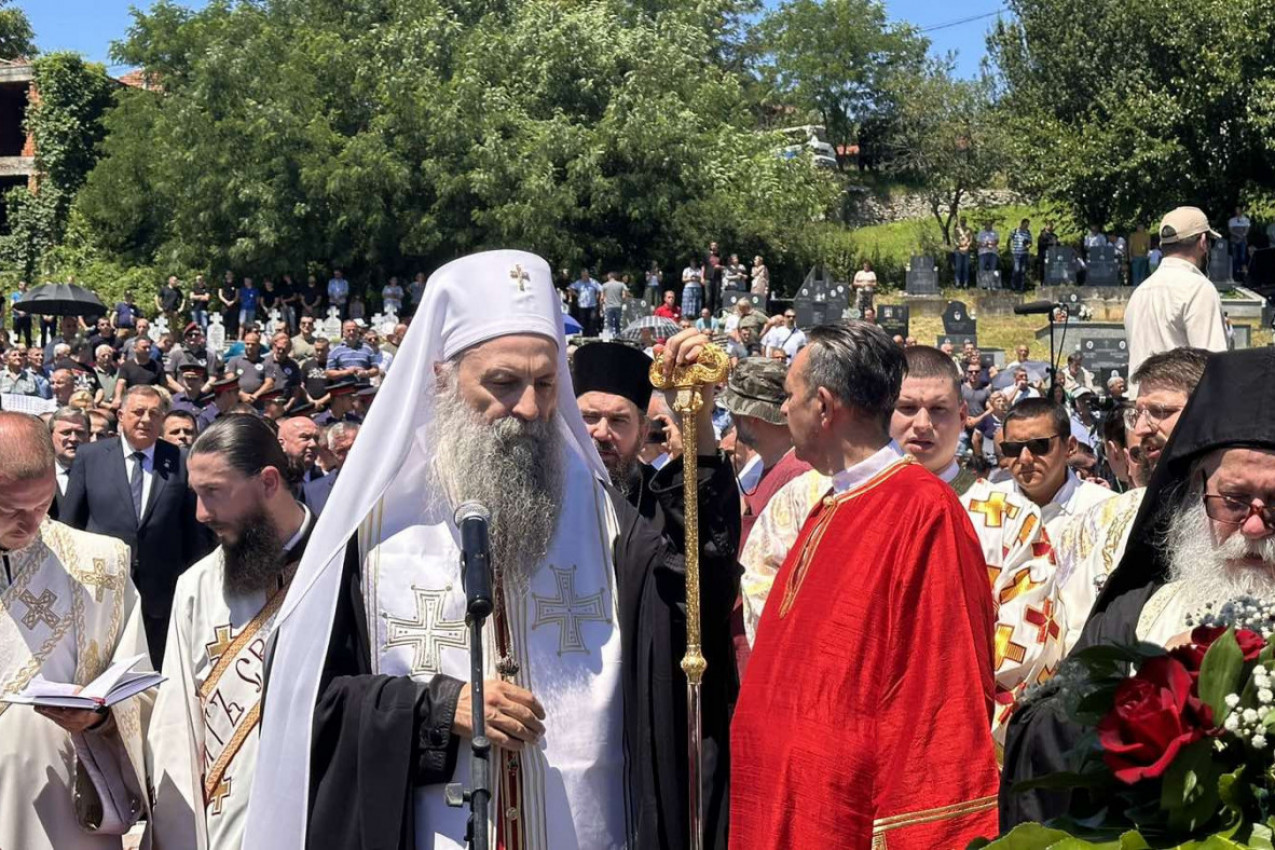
446, 512, 494, 850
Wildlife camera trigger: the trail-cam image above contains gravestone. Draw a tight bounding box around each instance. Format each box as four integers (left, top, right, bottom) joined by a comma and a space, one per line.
797, 267, 850, 309
904, 255, 939, 295
940, 300, 977, 346
321, 306, 343, 341
1044, 247, 1078, 285
381, 308, 399, 336
621, 298, 653, 328
1087, 245, 1120, 287
877, 304, 910, 338
1076, 336, 1129, 379
149, 315, 169, 343
976, 268, 1001, 290
792, 299, 839, 329
266, 308, 284, 337
206, 313, 226, 359
1208, 242, 1234, 288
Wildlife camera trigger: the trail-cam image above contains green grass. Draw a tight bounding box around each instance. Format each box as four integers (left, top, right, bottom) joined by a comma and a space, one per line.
846, 203, 1084, 267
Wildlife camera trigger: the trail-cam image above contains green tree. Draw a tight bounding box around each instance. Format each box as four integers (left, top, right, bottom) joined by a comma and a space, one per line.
879, 62, 1004, 245
988, 0, 1275, 229
0, 0, 36, 61
0, 54, 116, 278
73, 0, 835, 290
753, 0, 926, 165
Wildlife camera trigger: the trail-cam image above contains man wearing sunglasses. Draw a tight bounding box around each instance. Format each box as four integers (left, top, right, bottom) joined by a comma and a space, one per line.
1124, 206, 1228, 380
1002, 347, 1275, 829
991, 398, 1116, 540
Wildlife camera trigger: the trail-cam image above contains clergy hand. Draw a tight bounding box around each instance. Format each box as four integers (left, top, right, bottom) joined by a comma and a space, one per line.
453, 680, 546, 751
35, 705, 109, 735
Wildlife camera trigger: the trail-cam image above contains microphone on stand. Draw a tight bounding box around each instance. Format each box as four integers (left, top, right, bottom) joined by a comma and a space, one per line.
454, 501, 493, 618
448, 500, 494, 850
1012, 300, 1063, 316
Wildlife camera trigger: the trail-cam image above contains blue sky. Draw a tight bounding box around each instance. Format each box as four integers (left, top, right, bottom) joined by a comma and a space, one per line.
18, 0, 1004, 78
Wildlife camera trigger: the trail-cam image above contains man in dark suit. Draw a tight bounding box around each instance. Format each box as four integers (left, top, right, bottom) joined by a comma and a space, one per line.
300, 420, 359, 515
63, 385, 213, 665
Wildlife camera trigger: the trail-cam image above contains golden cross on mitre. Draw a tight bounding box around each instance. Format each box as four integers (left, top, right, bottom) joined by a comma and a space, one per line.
510, 264, 530, 292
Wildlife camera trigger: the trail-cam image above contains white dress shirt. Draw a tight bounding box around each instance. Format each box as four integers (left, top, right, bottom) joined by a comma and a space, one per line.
55, 461, 71, 497
121, 435, 158, 517
831, 440, 905, 495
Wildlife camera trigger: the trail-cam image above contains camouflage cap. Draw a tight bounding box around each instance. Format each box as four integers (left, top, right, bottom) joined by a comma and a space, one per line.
720, 356, 788, 426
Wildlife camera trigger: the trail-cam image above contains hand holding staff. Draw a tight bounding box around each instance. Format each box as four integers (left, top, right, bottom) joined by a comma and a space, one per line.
651, 328, 730, 850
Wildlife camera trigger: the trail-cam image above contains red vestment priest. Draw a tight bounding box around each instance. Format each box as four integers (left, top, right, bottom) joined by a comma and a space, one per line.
731, 454, 1000, 849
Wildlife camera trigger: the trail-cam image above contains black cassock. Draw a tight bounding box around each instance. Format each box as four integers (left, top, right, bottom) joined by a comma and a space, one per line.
306, 453, 741, 850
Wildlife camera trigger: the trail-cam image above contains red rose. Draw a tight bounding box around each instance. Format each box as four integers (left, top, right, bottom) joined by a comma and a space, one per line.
1190, 625, 1267, 662
1096, 656, 1215, 784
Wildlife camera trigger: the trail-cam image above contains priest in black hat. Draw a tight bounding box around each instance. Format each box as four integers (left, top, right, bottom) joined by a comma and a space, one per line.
571, 338, 742, 848
1001, 348, 1275, 829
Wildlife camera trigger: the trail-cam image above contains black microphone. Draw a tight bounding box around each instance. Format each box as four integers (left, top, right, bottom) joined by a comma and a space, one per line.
1013, 300, 1061, 316
454, 502, 493, 618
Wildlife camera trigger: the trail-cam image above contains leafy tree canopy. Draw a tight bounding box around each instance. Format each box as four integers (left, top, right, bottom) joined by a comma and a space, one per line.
0, 0, 35, 61
988, 0, 1275, 229
74, 0, 836, 289
751, 0, 927, 162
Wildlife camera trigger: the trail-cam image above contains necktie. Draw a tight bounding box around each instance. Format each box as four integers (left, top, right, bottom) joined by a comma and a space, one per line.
130, 451, 146, 520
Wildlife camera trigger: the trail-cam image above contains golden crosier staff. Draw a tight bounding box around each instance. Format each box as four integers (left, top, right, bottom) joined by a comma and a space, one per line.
650, 341, 730, 850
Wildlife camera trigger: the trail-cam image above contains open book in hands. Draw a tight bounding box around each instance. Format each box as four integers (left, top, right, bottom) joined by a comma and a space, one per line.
0, 654, 163, 709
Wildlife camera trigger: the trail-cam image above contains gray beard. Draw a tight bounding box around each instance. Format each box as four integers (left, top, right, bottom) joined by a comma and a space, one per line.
222, 506, 286, 596
1165, 498, 1275, 612
430, 375, 565, 590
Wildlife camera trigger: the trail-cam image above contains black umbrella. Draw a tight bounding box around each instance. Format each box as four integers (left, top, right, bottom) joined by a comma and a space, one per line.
15, 282, 107, 317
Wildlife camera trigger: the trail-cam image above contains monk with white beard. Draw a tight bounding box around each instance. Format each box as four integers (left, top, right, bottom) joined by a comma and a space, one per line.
1002, 348, 1275, 829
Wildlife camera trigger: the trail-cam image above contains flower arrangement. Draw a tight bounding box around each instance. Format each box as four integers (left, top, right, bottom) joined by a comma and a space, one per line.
976, 597, 1275, 849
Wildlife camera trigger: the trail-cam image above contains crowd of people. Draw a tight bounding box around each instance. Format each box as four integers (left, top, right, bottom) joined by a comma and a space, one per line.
0, 206, 1264, 850
946, 203, 1275, 290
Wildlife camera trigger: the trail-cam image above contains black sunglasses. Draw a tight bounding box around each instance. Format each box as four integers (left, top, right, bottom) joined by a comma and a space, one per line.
1001, 434, 1060, 458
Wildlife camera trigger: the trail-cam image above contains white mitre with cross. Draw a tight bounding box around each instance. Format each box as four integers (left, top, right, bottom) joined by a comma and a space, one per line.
244, 251, 622, 850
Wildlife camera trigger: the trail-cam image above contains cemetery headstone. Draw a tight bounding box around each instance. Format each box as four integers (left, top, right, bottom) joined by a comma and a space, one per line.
207, 313, 226, 359
942, 300, 977, 337
1044, 247, 1078, 285
877, 304, 910, 338
1077, 336, 1129, 379
266, 308, 284, 337
1208, 241, 1234, 288
1087, 244, 1120, 287
976, 268, 1002, 290
904, 255, 940, 295
796, 268, 850, 309
150, 315, 169, 343
321, 306, 343, 341
792, 299, 838, 329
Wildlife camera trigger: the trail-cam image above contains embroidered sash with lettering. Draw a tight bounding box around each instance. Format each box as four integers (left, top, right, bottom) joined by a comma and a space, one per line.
198, 583, 290, 812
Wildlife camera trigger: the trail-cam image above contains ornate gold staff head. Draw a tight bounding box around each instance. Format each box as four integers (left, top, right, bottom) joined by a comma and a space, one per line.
649, 343, 731, 395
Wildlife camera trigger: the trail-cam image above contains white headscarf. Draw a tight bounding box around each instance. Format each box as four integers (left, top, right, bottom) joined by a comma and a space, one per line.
243, 250, 607, 848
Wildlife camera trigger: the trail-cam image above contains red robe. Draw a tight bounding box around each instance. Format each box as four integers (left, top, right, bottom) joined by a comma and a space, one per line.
730, 456, 1000, 849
